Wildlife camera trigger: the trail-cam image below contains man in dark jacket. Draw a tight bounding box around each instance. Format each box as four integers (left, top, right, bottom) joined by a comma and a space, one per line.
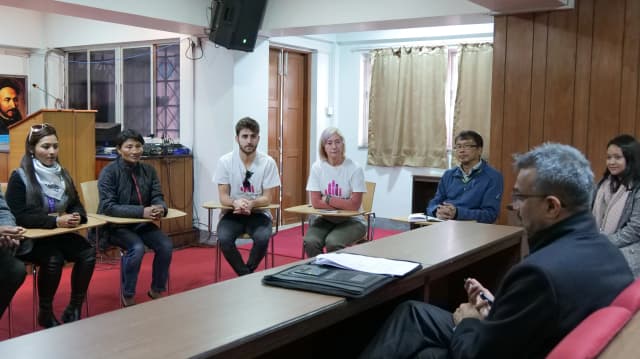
360, 143, 634, 359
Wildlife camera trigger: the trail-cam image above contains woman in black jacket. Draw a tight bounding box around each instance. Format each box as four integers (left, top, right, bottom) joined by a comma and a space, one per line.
6, 123, 95, 328
97, 129, 172, 307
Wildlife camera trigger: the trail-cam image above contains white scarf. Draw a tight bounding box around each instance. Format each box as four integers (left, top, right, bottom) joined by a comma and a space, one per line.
33, 158, 66, 200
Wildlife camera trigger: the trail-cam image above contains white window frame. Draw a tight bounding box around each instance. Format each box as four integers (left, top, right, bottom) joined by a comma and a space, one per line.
64, 40, 178, 138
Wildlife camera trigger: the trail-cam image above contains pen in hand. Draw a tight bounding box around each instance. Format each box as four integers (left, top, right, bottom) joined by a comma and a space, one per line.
464, 277, 494, 306
479, 291, 494, 306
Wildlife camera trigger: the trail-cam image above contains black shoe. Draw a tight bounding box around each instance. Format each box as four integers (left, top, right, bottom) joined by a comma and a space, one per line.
121, 293, 136, 307
61, 306, 81, 323
147, 290, 163, 300
38, 311, 61, 328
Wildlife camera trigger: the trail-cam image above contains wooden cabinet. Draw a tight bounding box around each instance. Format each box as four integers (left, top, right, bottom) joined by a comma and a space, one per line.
412, 175, 441, 215
96, 155, 197, 247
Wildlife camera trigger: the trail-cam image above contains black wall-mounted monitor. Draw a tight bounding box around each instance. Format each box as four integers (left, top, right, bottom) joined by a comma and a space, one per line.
209, 0, 268, 52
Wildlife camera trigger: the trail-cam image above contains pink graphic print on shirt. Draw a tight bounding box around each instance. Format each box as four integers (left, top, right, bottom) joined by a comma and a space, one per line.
324, 180, 342, 197
241, 181, 254, 193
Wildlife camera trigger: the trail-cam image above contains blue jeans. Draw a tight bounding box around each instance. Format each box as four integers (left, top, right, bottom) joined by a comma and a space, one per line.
217, 212, 272, 276
109, 223, 173, 297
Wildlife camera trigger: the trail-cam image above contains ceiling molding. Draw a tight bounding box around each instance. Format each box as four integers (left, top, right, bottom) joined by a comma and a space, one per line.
468, 0, 574, 14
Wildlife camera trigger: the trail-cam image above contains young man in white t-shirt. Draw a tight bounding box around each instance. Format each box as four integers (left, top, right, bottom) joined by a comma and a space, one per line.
213, 117, 281, 276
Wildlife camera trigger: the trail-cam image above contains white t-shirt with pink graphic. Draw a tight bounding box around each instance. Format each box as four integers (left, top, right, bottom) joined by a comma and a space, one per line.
213, 150, 280, 215
306, 158, 366, 209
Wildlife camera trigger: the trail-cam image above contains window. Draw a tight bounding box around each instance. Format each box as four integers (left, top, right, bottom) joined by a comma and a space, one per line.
444, 47, 459, 167
123, 47, 151, 135
358, 46, 459, 153
67, 42, 180, 140
155, 44, 180, 140
358, 53, 372, 147
90, 50, 116, 123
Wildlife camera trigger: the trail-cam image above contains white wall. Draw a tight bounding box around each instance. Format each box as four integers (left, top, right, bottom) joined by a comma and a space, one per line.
191, 41, 236, 228
0, 6, 46, 49
232, 40, 270, 152
44, 14, 181, 48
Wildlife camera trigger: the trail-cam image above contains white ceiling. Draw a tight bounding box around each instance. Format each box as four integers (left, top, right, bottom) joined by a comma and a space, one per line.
0, 0, 574, 37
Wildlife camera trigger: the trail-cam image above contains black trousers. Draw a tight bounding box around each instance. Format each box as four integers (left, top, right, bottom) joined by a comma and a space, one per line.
217, 213, 272, 276
0, 249, 26, 318
18, 233, 95, 311
359, 300, 455, 359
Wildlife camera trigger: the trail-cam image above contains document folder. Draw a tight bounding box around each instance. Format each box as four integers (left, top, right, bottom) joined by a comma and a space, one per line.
262, 262, 420, 298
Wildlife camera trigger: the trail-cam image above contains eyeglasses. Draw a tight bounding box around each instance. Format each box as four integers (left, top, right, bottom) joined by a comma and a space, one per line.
28, 123, 51, 142
243, 170, 253, 189
509, 192, 566, 211
454, 144, 478, 151
511, 192, 548, 203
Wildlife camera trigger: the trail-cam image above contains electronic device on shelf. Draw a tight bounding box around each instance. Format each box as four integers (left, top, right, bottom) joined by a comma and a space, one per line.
142, 143, 190, 156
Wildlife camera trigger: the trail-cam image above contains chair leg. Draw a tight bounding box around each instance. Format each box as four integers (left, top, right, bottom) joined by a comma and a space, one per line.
270, 208, 279, 268
300, 218, 306, 259
119, 252, 124, 308
32, 264, 37, 331
269, 235, 275, 269
215, 241, 221, 282
207, 209, 214, 240
7, 301, 13, 338
84, 293, 90, 318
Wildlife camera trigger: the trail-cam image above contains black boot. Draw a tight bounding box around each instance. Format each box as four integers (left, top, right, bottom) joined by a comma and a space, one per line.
38, 304, 60, 328
61, 306, 81, 323
35, 253, 65, 329
61, 292, 85, 323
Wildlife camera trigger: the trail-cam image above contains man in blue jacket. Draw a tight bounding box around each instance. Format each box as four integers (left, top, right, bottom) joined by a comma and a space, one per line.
360, 143, 633, 359
427, 130, 503, 223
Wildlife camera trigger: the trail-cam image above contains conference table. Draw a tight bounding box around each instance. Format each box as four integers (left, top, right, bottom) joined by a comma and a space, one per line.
0, 220, 524, 358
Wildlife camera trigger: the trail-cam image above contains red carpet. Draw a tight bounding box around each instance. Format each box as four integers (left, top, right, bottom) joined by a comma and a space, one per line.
0, 225, 401, 340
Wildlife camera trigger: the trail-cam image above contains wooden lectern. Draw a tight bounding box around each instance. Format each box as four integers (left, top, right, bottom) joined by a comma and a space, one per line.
8, 109, 96, 185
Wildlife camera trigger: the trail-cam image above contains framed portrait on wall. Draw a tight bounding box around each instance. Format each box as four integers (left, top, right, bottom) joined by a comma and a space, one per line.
0, 74, 27, 141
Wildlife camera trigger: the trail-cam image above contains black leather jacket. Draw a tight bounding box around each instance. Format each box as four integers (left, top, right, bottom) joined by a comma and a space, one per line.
97, 157, 167, 218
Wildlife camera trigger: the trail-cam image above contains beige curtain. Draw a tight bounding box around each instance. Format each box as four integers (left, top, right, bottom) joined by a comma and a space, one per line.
367, 46, 448, 168
453, 43, 493, 159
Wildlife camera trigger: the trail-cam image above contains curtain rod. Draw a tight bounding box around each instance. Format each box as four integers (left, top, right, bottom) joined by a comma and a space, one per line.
348, 36, 493, 53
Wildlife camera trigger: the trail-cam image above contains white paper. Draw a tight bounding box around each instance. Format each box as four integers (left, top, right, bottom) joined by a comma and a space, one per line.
313, 252, 420, 276
317, 209, 339, 214
407, 213, 443, 222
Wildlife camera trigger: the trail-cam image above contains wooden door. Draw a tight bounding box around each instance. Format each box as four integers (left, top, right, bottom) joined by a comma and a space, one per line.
268, 48, 309, 224
268, 49, 282, 219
